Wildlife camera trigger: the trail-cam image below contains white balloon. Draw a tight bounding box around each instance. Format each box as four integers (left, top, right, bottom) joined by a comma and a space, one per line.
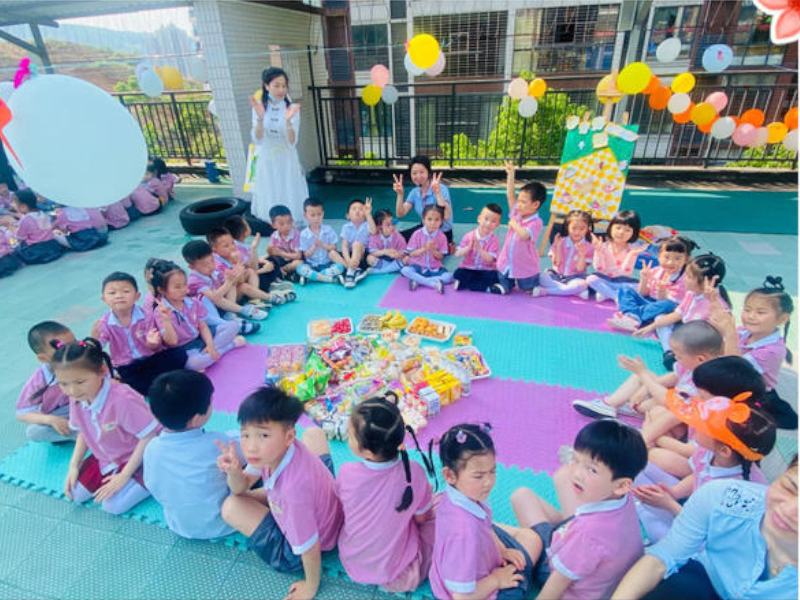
667, 93, 691, 114
508, 78, 529, 100
404, 53, 424, 76
135, 61, 152, 79
518, 97, 539, 118
139, 69, 164, 97
783, 128, 799, 152
208, 99, 217, 117
4, 74, 148, 208
710, 116, 736, 140
752, 126, 769, 148
656, 37, 682, 63
381, 85, 399, 105
190, 57, 208, 82
425, 52, 446, 77
0, 81, 13, 102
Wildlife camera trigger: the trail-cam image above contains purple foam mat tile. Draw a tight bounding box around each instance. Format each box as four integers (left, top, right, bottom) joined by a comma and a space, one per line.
378, 276, 622, 332
411, 378, 641, 475
207, 344, 269, 414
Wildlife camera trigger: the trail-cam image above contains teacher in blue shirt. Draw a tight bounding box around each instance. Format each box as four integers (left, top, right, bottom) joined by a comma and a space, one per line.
393, 155, 454, 246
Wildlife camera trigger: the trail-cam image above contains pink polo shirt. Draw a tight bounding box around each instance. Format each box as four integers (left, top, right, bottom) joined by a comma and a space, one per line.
68, 377, 159, 474
676, 291, 728, 323
0, 227, 13, 258
85, 208, 108, 232
674, 362, 697, 396
153, 297, 208, 346
213, 253, 235, 277
16, 364, 70, 415
141, 291, 156, 317
549, 236, 594, 277
16, 212, 54, 244
95, 306, 155, 367
689, 444, 766, 492
738, 327, 786, 391
187, 269, 224, 298
592, 242, 640, 278
407, 227, 448, 271
55, 207, 93, 234
0, 191, 12, 211
497, 209, 542, 279
269, 228, 301, 254
336, 458, 433, 585
102, 201, 130, 229
246, 441, 343, 555
160, 173, 179, 195
458, 229, 500, 271
368, 231, 406, 254
147, 178, 168, 202
643, 267, 685, 302
547, 495, 643, 600
130, 185, 160, 215
234, 240, 251, 264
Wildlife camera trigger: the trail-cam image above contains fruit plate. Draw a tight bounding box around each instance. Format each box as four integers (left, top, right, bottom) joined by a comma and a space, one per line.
356, 314, 384, 334
307, 318, 353, 340
404, 316, 456, 343
443, 346, 492, 380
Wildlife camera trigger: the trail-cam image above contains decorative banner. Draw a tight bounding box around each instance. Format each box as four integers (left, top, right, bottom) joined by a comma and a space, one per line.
361, 84, 382, 106
370, 64, 390, 87
508, 78, 528, 100
617, 62, 652, 94
656, 37, 682, 62
407, 34, 440, 69
3, 74, 147, 207
702, 44, 734, 73
518, 97, 538, 118
382, 85, 399, 105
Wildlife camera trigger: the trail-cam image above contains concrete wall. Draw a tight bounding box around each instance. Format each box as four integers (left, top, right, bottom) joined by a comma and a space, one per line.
194, 0, 327, 196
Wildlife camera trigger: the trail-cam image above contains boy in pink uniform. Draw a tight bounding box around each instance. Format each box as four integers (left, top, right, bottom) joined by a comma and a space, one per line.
267, 204, 305, 280
430, 423, 540, 600
90, 272, 188, 396
130, 178, 161, 216
337, 398, 436, 592
16, 321, 77, 443
223, 214, 293, 294
54, 206, 108, 251
400, 204, 453, 293
494, 161, 545, 296
102, 200, 131, 230
12, 189, 64, 264
511, 420, 647, 600
217, 388, 343, 600
365, 208, 406, 274
54, 339, 159, 515
453, 203, 503, 293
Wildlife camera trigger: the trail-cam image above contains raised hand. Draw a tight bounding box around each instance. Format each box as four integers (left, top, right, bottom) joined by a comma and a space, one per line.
250, 232, 261, 251
215, 440, 242, 473
145, 327, 161, 347
249, 95, 265, 119
590, 232, 603, 249
156, 300, 172, 320
503, 160, 516, 176
618, 354, 648, 375
431, 172, 443, 195
365, 196, 373, 212
640, 261, 654, 282
392, 174, 404, 194
285, 103, 301, 122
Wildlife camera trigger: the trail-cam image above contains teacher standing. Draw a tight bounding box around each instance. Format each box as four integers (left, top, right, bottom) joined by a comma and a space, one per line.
249, 67, 309, 223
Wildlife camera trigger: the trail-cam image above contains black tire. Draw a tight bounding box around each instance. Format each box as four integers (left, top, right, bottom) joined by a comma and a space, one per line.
179, 197, 248, 236
244, 205, 275, 237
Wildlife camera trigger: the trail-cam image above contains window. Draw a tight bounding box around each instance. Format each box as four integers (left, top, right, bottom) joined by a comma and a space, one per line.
513, 4, 619, 74
390, 0, 406, 20
646, 5, 700, 60
733, 1, 784, 65
352, 24, 389, 71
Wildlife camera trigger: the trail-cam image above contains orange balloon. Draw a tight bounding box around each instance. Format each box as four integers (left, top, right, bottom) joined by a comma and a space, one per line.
784, 106, 798, 130
673, 102, 695, 124
643, 75, 661, 95
741, 109, 765, 127
648, 86, 671, 110
698, 115, 718, 134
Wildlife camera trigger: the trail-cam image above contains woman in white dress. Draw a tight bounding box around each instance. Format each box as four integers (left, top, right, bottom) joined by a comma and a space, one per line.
248, 67, 309, 223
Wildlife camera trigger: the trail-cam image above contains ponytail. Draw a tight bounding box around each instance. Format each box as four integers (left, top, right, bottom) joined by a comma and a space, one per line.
396, 448, 413, 512
51, 337, 115, 379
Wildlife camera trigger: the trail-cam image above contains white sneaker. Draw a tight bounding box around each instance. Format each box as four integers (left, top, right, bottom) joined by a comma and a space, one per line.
531, 286, 545, 298
607, 315, 640, 332
579, 289, 590, 300
595, 293, 606, 303
617, 403, 644, 418
572, 398, 618, 419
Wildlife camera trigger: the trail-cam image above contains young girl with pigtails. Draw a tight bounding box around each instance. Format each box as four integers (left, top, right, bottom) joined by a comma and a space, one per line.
53, 338, 159, 515
336, 397, 436, 592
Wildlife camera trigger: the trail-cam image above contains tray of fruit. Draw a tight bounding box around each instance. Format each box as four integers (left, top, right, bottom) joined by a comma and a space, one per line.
357, 310, 408, 333
307, 318, 353, 340
405, 316, 456, 342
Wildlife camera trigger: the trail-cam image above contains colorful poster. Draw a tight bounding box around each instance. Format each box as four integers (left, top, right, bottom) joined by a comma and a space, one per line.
243, 142, 258, 192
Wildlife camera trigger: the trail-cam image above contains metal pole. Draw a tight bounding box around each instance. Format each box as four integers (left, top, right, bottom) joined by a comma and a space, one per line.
449, 83, 456, 168
307, 44, 325, 166
170, 92, 193, 165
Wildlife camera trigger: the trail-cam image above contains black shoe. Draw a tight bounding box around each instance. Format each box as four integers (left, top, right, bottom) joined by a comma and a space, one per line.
239, 321, 261, 336
662, 350, 676, 371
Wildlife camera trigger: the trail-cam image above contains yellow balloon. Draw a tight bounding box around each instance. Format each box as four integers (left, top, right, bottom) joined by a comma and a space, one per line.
158, 65, 184, 90
361, 84, 382, 107
691, 102, 717, 126
671, 72, 695, 94
408, 34, 441, 69
596, 74, 621, 104
528, 78, 547, 98
617, 62, 652, 95
767, 121, 789, 143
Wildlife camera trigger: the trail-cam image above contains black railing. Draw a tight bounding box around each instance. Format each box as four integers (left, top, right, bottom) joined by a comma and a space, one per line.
308, 74, 798, 169
112, 91, 224, 164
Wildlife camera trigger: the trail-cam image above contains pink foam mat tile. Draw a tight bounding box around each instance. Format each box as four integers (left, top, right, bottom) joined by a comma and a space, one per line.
207, 344, 268, 414
378, 276, 622, 332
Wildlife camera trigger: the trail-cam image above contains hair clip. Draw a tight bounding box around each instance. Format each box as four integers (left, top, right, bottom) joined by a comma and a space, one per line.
455, 430, 467, 444
764, 275, 785, 291
481, 423, 492, 434
77, 340, 85, 347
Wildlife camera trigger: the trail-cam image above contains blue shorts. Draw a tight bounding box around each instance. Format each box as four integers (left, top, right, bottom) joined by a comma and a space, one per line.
248, 453, 335, 572
492, 525, 533, 600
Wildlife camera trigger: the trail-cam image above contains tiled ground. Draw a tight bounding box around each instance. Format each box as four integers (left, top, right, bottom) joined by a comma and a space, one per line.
0, 182, 796, 599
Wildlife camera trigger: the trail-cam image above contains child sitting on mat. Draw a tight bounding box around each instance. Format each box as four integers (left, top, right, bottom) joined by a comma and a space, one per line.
400, 205, 453, 294
56, 338, 159, 515
585, 210, 646, 303
12, 189, 64, 264
224, 215, 293, 294
145, 370, 239, 540
453, 203, 503, 293
366, 208, 407, 274
539, 209, 594, 297
511, 420, 647, 600
16, 321, 77, 443
54, 206, 108, 252
339, 197, 372, 288
297, 197, 347, 285
494, 161, 545, 296
102, 199, 131, 230
267, 204, 304, 281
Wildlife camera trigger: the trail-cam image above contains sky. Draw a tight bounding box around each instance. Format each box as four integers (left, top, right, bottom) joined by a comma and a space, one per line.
63, 6, 194, 35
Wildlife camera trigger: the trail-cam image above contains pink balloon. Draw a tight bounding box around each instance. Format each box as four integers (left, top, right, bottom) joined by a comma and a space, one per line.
732, 124, 757, 147
370, 64, 390, 88
425, 52, 446, 77
705, 91, 728, 112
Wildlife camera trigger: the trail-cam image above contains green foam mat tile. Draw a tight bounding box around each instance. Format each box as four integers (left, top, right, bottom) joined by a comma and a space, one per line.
139, 547, 236, 600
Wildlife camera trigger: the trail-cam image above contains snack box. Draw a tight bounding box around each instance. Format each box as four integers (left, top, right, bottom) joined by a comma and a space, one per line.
405, 316, 456, 343
443, 346, 492, 380
307, 318, 353, 340
356, 314, 384, 334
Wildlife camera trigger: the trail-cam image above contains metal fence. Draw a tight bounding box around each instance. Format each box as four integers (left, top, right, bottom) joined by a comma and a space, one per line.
113, 91, 224, 164
308, 74, 798, 169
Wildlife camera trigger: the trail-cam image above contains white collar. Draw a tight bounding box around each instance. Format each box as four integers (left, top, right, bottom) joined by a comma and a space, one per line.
80, 375, 112, 416
422, 227, 439, 239
214, 253, 232, 268
41, 362, 54, 383
699, 448, 745, 478
108, 305, 145, 327
279, 229, 297, 242
741, 328, 783, 349
575, 494, 628, 516
359, 456, 401, 471
160, 428, 204, 440
265, 442, 296, 490
445, 484, 488, 519
190, 269, 213, 284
